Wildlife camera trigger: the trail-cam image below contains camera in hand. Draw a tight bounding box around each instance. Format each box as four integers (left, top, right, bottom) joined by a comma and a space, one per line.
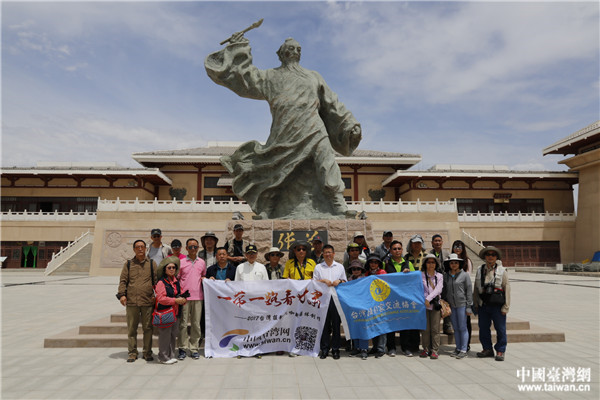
430, 297, 442, 310
177, 290, 190, 299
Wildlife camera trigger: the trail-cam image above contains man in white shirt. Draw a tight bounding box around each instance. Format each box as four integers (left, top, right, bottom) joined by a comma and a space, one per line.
235, 244, 268, 281
313, 244, 346, 360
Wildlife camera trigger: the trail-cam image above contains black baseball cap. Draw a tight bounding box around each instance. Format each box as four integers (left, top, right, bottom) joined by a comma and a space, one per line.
245, 244, 258, 254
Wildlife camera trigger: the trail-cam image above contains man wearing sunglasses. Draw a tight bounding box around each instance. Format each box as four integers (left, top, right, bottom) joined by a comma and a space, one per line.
147, 228, 171, 266
176, 238, 207, 361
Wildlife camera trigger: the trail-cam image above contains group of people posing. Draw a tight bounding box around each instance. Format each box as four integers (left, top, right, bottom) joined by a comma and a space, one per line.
116, 226, 510, 364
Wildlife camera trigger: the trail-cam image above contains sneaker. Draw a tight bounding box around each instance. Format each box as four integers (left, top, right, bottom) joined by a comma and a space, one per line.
191, 352, 200, 360
419, 350, 429, 358
127, 355, 136, 363
403, 350, 413, 357
160, 358, 177, 365
477, 349, 495, 358
178, 349, 187, 360
456, 351, 468, 359
169, 358, 178, 363
349, 349, 361, 357
143, 354, 154, 362
288, 353, 297, 357
429, 352, 438, 360
495, 352, 505, 361
375, 352, 385, 359
361, 350, 368, 360
449, 349, 460, 357
388, 349, 396, 357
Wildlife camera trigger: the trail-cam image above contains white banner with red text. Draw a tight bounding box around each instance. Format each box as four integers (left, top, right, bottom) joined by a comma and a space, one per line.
203, 279, 331, 358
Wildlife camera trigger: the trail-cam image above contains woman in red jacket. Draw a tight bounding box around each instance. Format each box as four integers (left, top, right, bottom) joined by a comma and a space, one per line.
155, 256, 187, 364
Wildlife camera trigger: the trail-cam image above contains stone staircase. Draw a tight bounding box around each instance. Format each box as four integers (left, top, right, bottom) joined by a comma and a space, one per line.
44, 311, 565, 348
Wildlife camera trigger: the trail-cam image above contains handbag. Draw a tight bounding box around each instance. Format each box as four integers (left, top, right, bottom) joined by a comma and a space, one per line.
486, 289, 506, 306
439, 299, 452, 318
152, 307, 176, 328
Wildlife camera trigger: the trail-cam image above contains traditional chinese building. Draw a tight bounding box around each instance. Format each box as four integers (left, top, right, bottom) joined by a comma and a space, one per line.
2, 121, 597, 273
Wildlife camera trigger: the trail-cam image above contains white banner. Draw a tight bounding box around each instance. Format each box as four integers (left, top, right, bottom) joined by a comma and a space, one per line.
203, 279, 331, 358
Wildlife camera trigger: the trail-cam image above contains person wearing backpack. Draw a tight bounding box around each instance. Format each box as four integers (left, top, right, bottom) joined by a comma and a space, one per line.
155, 256, 187, 364
116, 240, 157, 363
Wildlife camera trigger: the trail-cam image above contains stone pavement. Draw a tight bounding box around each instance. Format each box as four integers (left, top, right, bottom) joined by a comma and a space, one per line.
1, 270, 598, 399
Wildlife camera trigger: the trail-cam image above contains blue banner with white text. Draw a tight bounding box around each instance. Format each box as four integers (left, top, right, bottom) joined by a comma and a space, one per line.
333, 272, 426, 340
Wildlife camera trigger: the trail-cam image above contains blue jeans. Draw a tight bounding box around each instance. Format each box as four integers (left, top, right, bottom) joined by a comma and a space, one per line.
449, 306, 468, 352
353, 338, 369, 351
478, 304, 507, 353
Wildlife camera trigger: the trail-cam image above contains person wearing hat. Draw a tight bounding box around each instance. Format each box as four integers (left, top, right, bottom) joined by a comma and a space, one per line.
343, 232, 370, 267
235, 244, 269, 281
313, 244, 346, 360
170, 239, 186, 260
374, 231, 394, 264
473, 246, 510, 361
442, 253, 473, 359
225, 224, 250, 267
283, 241, 316, 280
264, 247, 285, 280
199, 232, 219, 268
405, 234, 426, 272
343, 242, 366, 273
155, 256, 186, 364
382, 240, 413, 356
309, 236, 325, 265
206, 247, 237, 281
420, 254, 443, 360
365, 255, 388, 358
177, 238, 206, 361
147, 228, 171, 266
345, 259, 370, 360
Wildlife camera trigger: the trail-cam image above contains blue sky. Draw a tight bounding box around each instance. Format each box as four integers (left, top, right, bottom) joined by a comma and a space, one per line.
2, 1, 599, 171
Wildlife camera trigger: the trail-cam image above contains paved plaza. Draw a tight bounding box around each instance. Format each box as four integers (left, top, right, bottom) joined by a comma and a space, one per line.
1, 269, 598, 399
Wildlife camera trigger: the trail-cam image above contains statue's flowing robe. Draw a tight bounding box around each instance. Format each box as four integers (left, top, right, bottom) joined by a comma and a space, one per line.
205, 41, 361, 219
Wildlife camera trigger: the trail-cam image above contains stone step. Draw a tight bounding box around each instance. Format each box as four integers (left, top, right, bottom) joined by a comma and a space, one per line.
45, 313, 562, 348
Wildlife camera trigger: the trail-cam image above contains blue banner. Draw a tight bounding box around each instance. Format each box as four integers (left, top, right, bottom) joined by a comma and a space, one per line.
333, 272, 426, 340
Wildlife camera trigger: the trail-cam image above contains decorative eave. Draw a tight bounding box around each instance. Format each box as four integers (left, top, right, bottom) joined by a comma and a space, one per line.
382, 170, 578, 188
132, 146, 421, 170
543, 120, 600, 156
1, 167, 173, 186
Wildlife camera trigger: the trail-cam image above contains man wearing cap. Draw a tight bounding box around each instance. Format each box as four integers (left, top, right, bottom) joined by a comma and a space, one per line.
147, 228, 171, 266
206, 247, 237, 281
429, 234, 449, 274
177, 238, 206, 360
170, 239, 186, 260
374, 231, 394, 263
225, 224, 249, 266
199, 232, 219, 268
264, 247, 285, 280
309, 236, 325, 265
235, 244, 269, 281
313, 244, 346, 360
473, 246, 511, 361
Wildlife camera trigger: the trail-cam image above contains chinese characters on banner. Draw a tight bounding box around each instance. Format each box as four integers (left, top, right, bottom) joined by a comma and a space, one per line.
333, 271, 427, 340
203, 279, 331, 358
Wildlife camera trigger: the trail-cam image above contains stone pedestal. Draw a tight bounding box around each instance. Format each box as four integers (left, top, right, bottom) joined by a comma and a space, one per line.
225, 219, 375, 263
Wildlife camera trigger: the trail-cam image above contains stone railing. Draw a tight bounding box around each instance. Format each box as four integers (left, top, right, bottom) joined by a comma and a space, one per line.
461, 229, 484, 250
97, 198, 457, 213
458, 211, 576, 222
44, 230, 94, 276
0, 210, 97, 221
